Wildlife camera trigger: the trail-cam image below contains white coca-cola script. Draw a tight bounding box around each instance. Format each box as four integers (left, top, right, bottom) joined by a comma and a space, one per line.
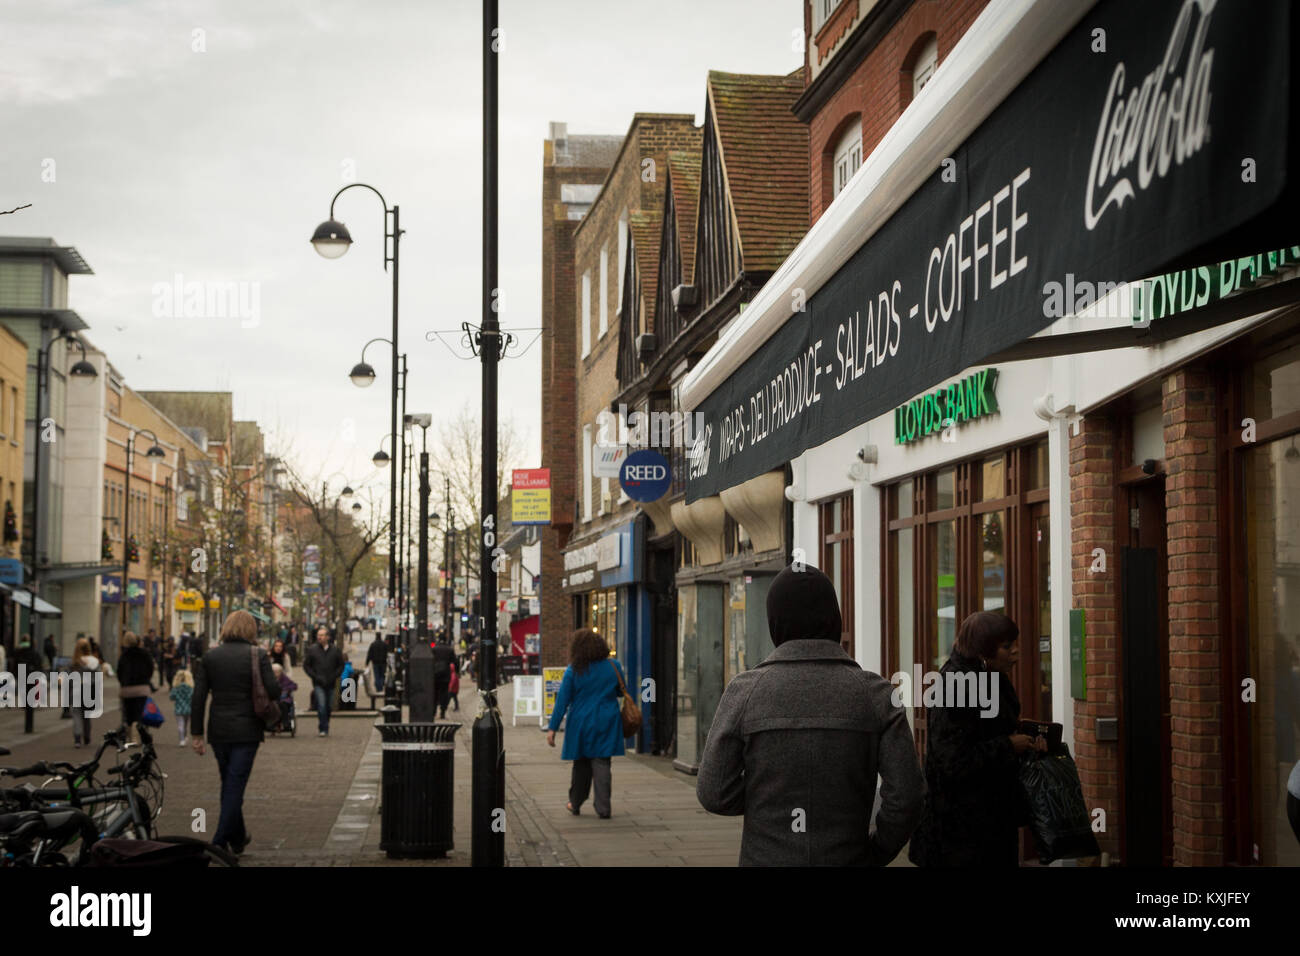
1084, 0, 1215, 230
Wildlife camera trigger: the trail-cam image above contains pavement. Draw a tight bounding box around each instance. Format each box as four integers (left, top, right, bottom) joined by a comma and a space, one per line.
0, 633, 744, 866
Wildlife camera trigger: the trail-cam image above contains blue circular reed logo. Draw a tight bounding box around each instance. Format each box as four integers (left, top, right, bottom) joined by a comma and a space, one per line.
619, 450, 671, 502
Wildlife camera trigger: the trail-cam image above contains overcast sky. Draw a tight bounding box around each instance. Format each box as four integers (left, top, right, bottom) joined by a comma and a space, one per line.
0, 0, 801, 513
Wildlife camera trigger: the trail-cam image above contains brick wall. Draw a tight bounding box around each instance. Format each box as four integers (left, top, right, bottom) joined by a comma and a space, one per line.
539, 140, 614, 667
571, 116, 698, 553
808, 0, 991, 222
1070, 413, 1122, 858
1162, 367, 1224, 865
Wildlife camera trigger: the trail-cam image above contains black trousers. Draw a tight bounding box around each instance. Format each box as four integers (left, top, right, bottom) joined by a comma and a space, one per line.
569, 757, 612, 817
434, 676, 450, 717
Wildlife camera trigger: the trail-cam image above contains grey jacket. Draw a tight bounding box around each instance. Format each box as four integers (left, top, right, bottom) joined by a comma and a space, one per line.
697, 639, 925, 866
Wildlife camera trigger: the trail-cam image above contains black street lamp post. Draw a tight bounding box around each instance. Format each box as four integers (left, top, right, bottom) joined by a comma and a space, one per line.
473, 0, 506, 867
355, 342, 407, 637
313, 185, 403, 609
121, 429, 165, 648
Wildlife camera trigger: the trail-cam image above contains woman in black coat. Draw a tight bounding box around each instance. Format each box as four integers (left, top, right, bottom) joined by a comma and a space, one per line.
909, 611, 1045, 867
191, 610, 279, 856
116, 632, 156, 735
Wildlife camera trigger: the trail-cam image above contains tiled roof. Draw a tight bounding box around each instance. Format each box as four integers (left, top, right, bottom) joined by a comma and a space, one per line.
667, 149, 702, 286
706, 70, 809, 273
139, 391, 233, 443
628, 208, 663, 333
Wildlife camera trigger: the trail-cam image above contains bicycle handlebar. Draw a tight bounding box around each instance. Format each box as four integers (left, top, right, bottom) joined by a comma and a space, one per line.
0, 763, 50, 779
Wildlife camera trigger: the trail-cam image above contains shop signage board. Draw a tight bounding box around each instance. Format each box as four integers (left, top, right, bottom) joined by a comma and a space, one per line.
592, 445, 628, 478
894, 367, 999, 445
1131, 245, 1300, 324
1070, 608, 1087, 701
685, 0, 1292, 501
511, 468, 551, 525
513, 674, 543, 726
0, 558, 22, 585
619, 450, 671, 502
542, 667, 567, 726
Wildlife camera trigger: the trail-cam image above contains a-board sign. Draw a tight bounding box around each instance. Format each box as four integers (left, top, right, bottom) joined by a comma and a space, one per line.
542, 667, 567, 726
513, 675, 542, 726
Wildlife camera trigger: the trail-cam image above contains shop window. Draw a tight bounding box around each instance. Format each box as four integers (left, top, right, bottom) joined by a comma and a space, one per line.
819, 493, 854, 656
1246, 339, 1300, 422
1028, 440, 1049, 490
589, 588, 618, 655
884, 442, 1051, 717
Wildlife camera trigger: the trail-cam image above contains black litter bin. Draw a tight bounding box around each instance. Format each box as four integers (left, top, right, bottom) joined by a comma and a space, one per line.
378, 722, 460, 858
381, 705, 401, 724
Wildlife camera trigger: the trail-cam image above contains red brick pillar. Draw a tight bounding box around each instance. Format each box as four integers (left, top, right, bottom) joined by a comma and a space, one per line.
1070, 413, 1122, 858
1162, 367, 1223, 865
539, 211, 577, 669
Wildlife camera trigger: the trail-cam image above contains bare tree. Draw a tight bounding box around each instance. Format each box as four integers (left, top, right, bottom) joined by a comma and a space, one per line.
278, 459, 388, 629
433, 402, 525, 589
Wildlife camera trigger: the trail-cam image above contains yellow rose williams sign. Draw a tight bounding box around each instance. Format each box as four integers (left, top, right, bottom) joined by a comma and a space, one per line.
511, 468, 551, 525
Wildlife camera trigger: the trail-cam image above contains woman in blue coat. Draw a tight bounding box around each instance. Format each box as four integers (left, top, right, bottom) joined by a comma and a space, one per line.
546, 628, 627, 818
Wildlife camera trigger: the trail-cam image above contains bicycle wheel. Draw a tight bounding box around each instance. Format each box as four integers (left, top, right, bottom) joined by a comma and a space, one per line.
150, 835, 239, 867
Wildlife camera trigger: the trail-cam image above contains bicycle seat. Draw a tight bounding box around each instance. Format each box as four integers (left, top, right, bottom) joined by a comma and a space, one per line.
37, 808, 97, 842
0, 810, 42, 833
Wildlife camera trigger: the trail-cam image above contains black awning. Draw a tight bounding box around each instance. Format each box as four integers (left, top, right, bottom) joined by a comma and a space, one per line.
686, 0, 1295, 501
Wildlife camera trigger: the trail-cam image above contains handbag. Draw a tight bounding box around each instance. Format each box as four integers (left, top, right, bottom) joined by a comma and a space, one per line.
612, 661, 642, 738
249, 646, 282, 728
139, 697, 165, 728
1018, 745, 1102, 863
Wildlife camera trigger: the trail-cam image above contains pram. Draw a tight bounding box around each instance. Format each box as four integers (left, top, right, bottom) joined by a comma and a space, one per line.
271, 692, 296, 737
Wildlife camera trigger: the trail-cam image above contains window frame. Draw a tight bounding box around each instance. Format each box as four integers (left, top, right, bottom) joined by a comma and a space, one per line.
819, 493, 855, 657
831, 118, 863, 200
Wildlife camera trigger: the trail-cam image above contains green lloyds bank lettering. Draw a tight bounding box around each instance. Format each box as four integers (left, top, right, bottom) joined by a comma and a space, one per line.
1132, 245, 1300, 324
894, 368, 999, 445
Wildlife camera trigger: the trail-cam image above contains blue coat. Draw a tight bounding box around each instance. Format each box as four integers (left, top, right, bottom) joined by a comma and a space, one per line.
547, 659, 626, 760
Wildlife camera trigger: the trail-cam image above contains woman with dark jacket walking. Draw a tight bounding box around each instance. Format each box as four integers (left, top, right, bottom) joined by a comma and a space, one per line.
116, 632, 155, 736
191, 610, 280, 856
545, 629, 627, 818
909, 611, 1046, 867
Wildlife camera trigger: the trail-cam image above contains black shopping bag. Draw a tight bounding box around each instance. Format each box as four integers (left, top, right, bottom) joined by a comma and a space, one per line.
1018, 746, 1101, 863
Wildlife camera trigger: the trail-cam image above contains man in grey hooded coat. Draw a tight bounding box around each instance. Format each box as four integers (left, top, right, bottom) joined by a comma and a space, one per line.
697, 563, 924, 865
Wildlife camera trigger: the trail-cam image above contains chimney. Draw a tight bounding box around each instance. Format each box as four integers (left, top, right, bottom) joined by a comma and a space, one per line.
549, 121, 567, 152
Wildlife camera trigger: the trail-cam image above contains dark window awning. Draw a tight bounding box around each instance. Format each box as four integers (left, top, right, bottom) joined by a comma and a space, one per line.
682, 0, 1297, 502
0, 583, 62, 615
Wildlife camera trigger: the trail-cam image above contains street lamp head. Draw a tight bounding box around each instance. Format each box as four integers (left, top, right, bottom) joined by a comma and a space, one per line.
341, 485, 354, 498
349, 361, 377, 388
69, 359, 98, 378
372, 450, 391, 467
351, 502, 362, 512
310, 218, 353, 259
431, 512, 440, 526
145, 443, 165, 458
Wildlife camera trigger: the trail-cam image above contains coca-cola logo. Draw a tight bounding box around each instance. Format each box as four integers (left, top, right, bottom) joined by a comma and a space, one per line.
1084, 0, 1215, 230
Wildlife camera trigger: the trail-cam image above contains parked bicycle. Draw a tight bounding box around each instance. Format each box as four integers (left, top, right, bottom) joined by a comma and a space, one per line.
0, 729, 236, 867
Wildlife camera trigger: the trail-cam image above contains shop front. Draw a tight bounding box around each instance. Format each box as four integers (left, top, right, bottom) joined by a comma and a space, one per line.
678, 0, 1299, 863
563, 518, 653, 751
